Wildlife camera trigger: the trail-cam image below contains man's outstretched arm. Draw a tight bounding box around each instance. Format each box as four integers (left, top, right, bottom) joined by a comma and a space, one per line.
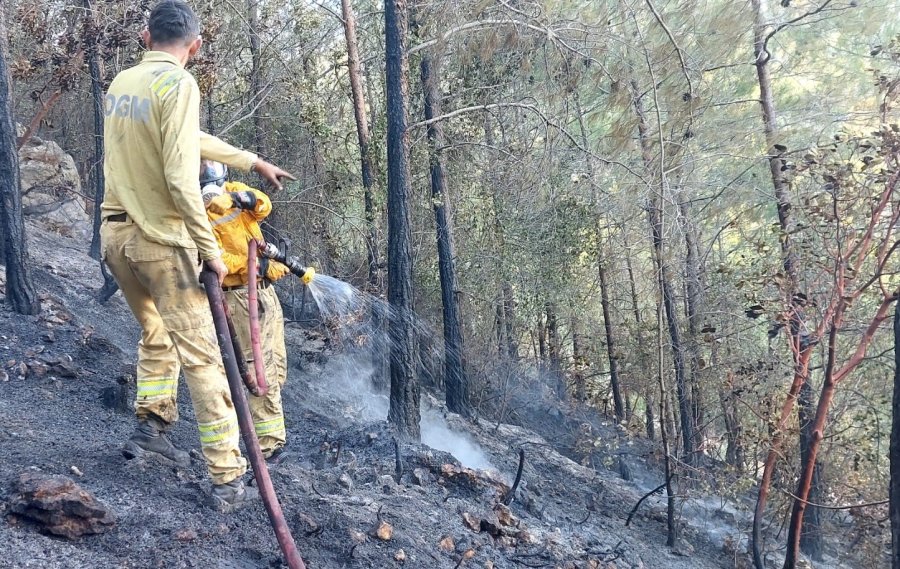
199, 131, 297, 190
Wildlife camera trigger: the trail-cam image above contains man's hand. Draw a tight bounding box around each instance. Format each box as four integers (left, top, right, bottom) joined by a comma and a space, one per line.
204, 257, 228, 285
253, 159, 296, 190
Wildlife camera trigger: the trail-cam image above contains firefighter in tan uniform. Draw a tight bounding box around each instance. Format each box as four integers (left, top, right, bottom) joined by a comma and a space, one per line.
199, 162, 291, 463
100, 1, 294, 510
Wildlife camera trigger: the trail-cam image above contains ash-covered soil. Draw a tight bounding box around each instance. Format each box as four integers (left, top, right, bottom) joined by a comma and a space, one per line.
0, 224, 737, 569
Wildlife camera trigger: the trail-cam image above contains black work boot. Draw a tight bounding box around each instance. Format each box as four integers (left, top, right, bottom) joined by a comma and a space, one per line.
122, 419, 190, 467
210, 478, 260, 513
266, 446, 293, 466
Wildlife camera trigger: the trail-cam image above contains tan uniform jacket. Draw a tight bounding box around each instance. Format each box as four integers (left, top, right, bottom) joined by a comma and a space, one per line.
101, 51, 257, 260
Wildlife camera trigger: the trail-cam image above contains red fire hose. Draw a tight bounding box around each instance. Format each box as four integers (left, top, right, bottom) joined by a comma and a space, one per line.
247, 239, 269, 396
223, 303, 262, 396
200, 267, 306, 569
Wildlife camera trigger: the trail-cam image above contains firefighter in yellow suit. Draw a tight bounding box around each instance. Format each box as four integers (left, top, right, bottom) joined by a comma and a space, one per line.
100, 1, 294, 510
200, 161, 291, 464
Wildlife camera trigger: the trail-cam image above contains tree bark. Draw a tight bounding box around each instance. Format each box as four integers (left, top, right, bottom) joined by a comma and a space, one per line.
797, 380, 824, 561
749, 1, 819, 564
721, 370, 745, 471
502, 283, 517, 359
622, 230, 654, 438
546, 302, 564, 399
340, 0, 379, 292
891, 298, 900, 568
340, 0, 386, 390
420, 51, 469, 416
680, 200, 704, 446
247, 0, 267, 158
384, 0, 419, 440
572, 89, 624, 422
631, 79, 694, 462
599, 260, 625, 422
83, 0, 105, 260
0, 3, 39, 315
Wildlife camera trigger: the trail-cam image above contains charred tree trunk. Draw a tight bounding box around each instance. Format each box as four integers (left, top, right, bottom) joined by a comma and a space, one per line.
681, 201, 705, 447
537, 314, 547, 364
502, 283, 517, 359
384, 0, 419, 440
631, 80, 694, 462
892, 298, 900, 568
341, 0, 385, 390
645, 394, 656, 441
340, 0, 379, 292
657, 299, 677, 547
0, 4, 39, 315
420, 52, 469, 416
721, 371, 745, 471
571, 317, 586, 402
623, 231, 654, 439
247, 0, 267, 158
84, 0, 104, 261
482, 113, 517, 362
573, 90, 624, 421
599, 260, 625, 422
546, 302, 564, 399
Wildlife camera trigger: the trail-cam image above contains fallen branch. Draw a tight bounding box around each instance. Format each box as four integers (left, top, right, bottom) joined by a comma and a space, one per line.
625, 473, 673, 526
502, 448, 525, 506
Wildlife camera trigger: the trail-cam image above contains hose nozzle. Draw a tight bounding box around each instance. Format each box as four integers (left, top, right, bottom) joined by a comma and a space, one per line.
260, 243, 314, 283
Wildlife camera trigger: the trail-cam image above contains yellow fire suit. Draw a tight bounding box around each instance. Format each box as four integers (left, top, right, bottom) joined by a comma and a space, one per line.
100, 51, 258, 484
208, 182, 289, 457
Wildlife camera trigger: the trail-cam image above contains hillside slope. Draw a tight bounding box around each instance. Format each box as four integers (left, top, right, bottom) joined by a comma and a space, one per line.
0, 223, 740, 569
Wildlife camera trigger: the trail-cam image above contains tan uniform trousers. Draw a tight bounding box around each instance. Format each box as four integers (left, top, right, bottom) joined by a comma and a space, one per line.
224, 285, 287, 457
101, 219, 248, 485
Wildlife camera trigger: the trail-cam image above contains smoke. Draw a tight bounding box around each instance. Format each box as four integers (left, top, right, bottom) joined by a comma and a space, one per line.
300, 274, 496, 471
303, 343, 494, 472
421, 408, 494, 471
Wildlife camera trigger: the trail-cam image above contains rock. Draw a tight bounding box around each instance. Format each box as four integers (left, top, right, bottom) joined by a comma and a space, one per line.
375, 520, 393, 541
671, 539, 694, 557
50, 360, 79, 378
26, 360, 49, 379
394, 549, 406, 563
439, 535, 455, 552
70, 466, 83, 477
338, 473, 353, 491
174, 528, 198, 542
412, 467, 431, 486
100, 384, 132, 414
42, 331, 56, 343
494, 504, 518, 527
7, 470, 115, 538
18, 134, 90, 239
462, 512, 481, 531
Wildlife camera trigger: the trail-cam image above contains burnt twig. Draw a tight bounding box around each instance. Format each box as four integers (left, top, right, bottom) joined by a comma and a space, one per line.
625, 474, 673, 526
393, 437, 403, 483
502, 448, 525, 506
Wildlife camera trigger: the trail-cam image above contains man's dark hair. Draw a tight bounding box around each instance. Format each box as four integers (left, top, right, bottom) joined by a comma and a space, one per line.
148, 1, 200, 46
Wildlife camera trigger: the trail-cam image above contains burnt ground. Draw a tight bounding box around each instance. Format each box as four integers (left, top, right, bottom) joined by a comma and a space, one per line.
0, 223, 745, 569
